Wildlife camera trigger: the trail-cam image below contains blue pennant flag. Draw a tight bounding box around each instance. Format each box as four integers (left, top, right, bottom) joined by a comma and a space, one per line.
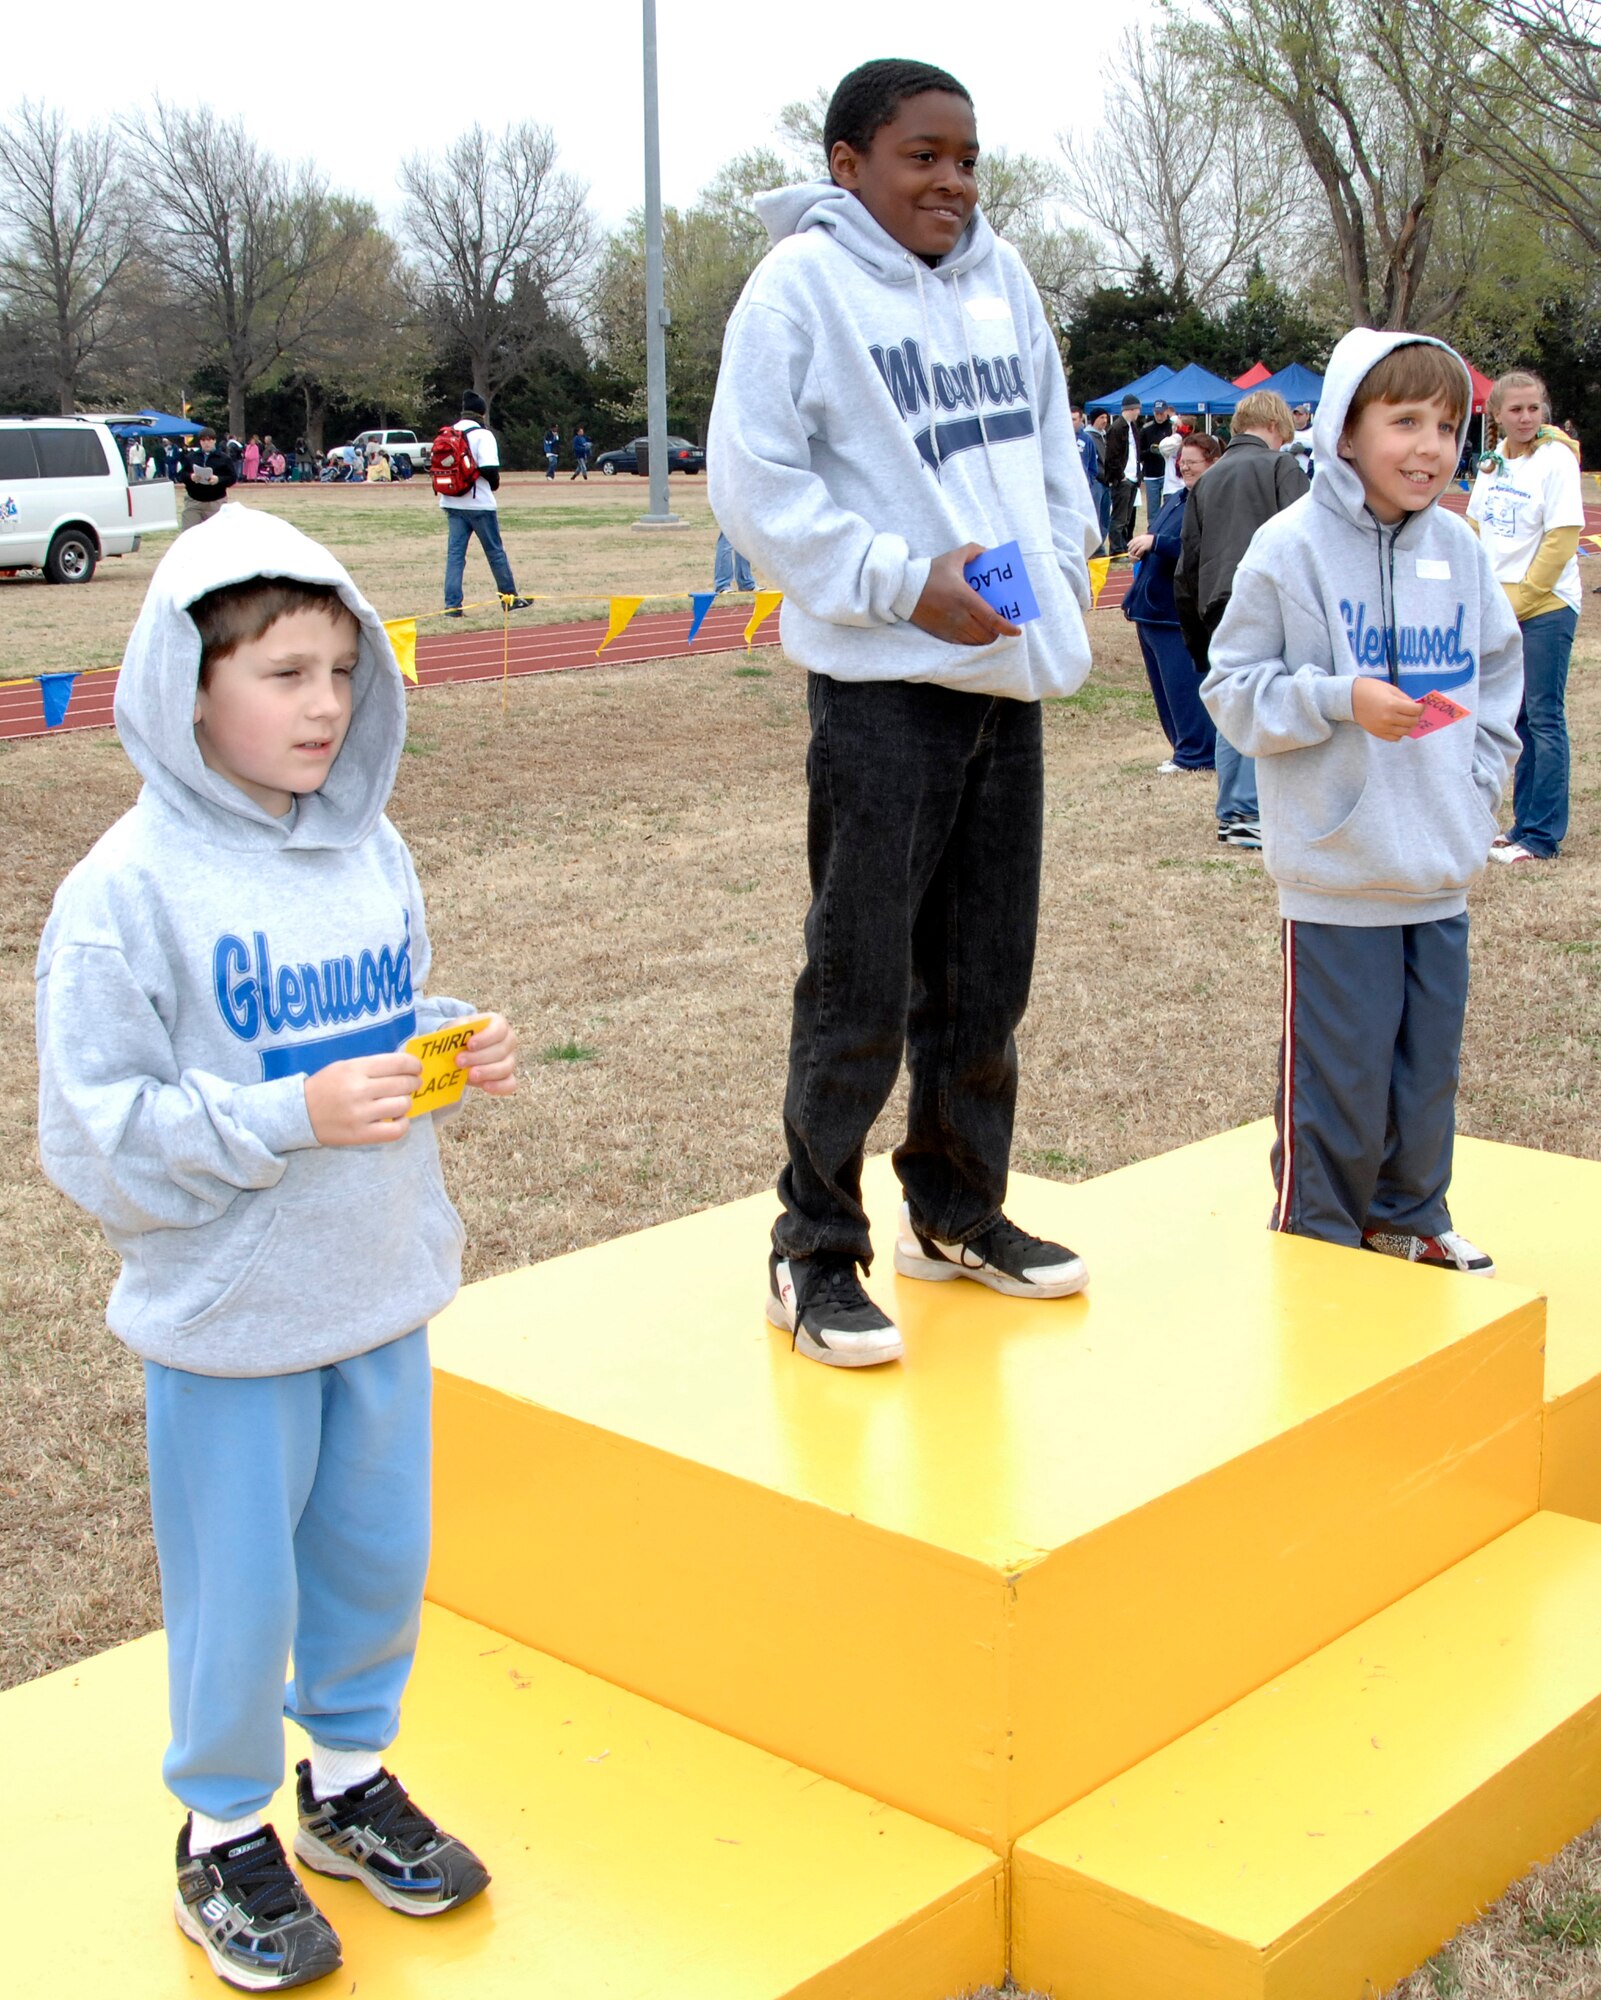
686, 592, 717, 646
38, 672, 78, 729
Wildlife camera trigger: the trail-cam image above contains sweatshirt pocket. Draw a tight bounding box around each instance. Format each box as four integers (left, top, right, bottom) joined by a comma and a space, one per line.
1271, 746, 1497, 902
171, 1207, 287, 1336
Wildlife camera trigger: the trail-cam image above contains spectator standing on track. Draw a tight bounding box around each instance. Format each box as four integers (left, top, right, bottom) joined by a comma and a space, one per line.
1138, 399, 1174, 527
712, 531, 755, 594
1088, 409, 1113, 548
1175, 389, 1308, 848
1105, 394, 1140, 554
1469, 369, 1584, 866
1126, 430, 1221, 775
570, 425, 592, 479
437, 391, 533, 618
1073, 407, 1106, 554
178, 427, 237, 533
543, 426, 561, 480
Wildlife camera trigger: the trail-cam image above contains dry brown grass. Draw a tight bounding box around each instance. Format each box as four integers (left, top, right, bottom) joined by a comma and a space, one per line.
2, 507, 1598, 1997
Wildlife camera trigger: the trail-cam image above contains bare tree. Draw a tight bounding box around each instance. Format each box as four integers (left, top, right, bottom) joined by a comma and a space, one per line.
282, 217, 429, 451
1449, 0, 1601, 256
0, 101, 136, 412
128, 103, 375, 436
1056, 24, 1309, 308
401, 123, 593, 411
1186, 0, 1488, 329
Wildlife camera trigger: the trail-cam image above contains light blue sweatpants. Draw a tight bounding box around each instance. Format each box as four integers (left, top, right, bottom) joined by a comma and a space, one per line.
144, 1328, 432, 1822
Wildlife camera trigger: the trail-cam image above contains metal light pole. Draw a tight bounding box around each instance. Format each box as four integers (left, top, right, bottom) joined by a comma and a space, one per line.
635, 0, 682, 530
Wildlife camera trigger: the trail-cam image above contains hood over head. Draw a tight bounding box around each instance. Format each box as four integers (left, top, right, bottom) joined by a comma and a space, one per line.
113, 505, 406, 850
1312, 327, 1474, 531
752, 177, 997, 283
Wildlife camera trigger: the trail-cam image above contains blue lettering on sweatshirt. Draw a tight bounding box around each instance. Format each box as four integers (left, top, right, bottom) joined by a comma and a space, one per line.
1340, 600, 1477, 695
213, 915, 414, 1070
868, 337, 1035, 466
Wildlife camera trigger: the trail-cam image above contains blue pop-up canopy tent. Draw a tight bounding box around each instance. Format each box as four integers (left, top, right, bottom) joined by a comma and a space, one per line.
1257, 363, 1325, 409
1085, 364, 1177, 415
106, 408, 206, 438
1154, 363, 1244, 415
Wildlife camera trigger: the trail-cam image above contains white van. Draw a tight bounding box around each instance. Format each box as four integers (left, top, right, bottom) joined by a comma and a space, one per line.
0, 417, 177, 583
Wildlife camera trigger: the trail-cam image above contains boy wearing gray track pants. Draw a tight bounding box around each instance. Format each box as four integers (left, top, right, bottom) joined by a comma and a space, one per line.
1202, 328, 1523, 1274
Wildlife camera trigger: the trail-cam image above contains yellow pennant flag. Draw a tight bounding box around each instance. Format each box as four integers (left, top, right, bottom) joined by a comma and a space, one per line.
743, 589, 783, 648
1088, 556, 1111, 609
383, 617, 418, 684
597, 596, 645, 655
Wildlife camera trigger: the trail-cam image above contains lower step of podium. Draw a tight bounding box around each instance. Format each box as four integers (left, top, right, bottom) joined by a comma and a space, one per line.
3, 1603, 1003, 2000
1011, 1510, 1601, 2000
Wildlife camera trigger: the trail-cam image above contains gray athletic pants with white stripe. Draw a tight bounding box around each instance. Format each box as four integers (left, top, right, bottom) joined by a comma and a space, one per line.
1271, 915, 1470, 1247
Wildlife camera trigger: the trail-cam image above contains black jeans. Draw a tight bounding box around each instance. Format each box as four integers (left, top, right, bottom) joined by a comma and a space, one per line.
776, 674, 1044, 1267
1109, 480, 1137, 554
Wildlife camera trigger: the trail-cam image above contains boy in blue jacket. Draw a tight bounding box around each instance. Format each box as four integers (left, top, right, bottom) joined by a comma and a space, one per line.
1201, 331, 1522, 1271
710, 58, 1101, 1368
37, 508, 518, 1989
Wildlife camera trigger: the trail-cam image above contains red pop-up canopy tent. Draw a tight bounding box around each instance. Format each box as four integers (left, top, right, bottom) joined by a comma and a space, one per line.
1233, 362, 1272, 388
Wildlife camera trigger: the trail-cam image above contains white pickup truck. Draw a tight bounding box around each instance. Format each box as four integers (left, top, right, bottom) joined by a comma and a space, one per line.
0, 416, 177, 582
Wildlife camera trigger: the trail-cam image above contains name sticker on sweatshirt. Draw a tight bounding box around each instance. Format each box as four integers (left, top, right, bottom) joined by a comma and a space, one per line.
964, 541, 1040, 624
1416, 558, 1452, 580
1407, 690, 1471, 739
964, 297, 1012, 322
406, 1017, 489, 1115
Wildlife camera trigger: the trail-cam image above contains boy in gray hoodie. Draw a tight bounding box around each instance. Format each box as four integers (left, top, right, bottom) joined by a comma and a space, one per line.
36, 507, 517, 1989
1201, 330, 1522, 1272
709, 58, 1101, 1368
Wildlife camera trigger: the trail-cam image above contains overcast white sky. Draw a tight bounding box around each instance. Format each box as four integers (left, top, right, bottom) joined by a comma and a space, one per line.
18, 0, 1151, 231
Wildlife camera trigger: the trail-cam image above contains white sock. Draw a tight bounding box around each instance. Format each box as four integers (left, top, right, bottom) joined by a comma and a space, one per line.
309, 1744, 384, 1801
190, 1810, 264, 1853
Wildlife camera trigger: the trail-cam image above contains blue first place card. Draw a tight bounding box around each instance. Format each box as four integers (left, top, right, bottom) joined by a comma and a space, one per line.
962, 540, 1040, 625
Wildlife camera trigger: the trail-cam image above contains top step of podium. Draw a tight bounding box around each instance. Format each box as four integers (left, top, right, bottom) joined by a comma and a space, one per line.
432, 1136, 1538, 1575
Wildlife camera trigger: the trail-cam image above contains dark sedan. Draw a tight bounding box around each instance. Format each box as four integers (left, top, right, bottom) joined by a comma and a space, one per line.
595, 435, 706, 476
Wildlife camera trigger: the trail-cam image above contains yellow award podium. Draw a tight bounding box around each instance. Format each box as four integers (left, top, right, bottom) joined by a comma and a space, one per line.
9, 1125, 1601, 1997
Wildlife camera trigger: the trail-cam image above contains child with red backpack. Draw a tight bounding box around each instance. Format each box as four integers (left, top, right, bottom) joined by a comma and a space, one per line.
431, 392, 532, 617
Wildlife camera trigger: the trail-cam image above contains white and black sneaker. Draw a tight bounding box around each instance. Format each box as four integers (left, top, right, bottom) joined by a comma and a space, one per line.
1362, 1228, 1495, 1276
894, 1204, 1088, 1299
294, 1763, 490, 1917
766, 1251, 905, 1367
175, 1819, 342, 1991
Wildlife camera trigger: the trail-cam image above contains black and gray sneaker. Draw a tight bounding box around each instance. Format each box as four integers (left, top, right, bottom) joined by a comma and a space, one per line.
766, 1251, 905, 1367
894, 1203, 1088, 1299
293, 1762, 490, 1917
175, 1819, 342, 1992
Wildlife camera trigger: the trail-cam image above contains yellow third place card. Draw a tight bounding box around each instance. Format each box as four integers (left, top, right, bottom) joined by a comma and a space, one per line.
406, 1016, 490, 1116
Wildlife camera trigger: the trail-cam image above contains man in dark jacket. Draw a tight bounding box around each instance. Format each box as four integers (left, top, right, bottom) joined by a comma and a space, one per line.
177, 428, 237, 533
1174, 391, 1308, 847
1104, 394, 1141, 554
1137, 400, 1175, 529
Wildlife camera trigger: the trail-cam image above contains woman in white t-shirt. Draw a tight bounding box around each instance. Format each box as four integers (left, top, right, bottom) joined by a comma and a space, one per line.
1468, 369, 1584, 864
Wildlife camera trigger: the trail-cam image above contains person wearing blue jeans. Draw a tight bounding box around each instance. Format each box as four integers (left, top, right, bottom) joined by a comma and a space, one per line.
1507, 606, 1577, 857
1468, 371, 1585, 865
1124, 431, 1220, 772
445, 505, 517, 606
439, 392, 531, 615
713, 531, 755, 593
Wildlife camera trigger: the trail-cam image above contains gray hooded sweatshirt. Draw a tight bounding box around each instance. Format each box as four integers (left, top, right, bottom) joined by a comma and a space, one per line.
1202, 328, 1523, 926
36, 506, 475, 1376
707, 181, 1099, 700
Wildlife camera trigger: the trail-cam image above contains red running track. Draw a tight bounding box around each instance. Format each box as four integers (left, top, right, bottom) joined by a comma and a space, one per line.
6, 482, 1597, 745
0, 601, 774, 743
